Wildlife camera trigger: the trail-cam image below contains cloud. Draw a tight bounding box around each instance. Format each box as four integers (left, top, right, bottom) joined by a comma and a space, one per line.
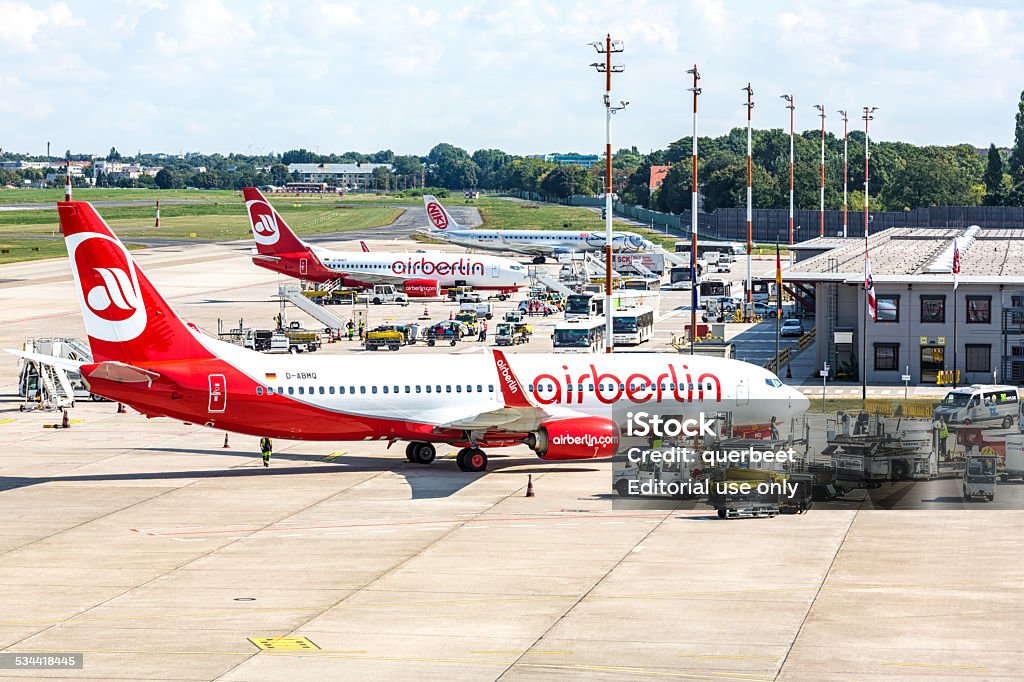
0, 1, 81, 51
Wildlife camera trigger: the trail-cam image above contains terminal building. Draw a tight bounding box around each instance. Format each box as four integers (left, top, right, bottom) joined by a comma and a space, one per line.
784, 227, 1024, 386
287, 162, 393, 189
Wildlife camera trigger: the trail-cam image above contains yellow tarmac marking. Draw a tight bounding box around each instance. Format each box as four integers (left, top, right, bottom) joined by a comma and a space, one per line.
248, 637, 319, 651
0, 418, 15, 424
882, 662, 987, 671
320, 452, 345, 461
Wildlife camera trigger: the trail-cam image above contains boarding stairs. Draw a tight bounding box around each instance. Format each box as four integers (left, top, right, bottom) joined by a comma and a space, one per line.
277, 284, 348, 331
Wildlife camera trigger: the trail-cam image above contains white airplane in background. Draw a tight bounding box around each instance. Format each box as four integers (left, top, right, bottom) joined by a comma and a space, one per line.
10, 201, 808, 472
422, 195, 655, 264
243, 187, 528, 296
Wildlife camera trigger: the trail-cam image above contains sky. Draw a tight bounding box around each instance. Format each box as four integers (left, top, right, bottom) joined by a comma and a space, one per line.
1, 0, 1022, 158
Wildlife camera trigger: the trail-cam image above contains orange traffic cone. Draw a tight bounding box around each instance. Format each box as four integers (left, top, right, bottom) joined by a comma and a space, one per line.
61, 409, 70, 429
525, 474, 535, 498
222, 433, 230, 448
449, 310, 454, 320
786, 364, 792, 379
116, 402, 126, 414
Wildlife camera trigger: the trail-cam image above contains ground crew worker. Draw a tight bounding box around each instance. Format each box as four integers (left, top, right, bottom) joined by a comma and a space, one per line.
358, 321, 365, 340
770, 416, 780, 440
260, 436, 273, 467
479, 320, 488, 342
937, 418, 949, 458
346, 319, 355, 341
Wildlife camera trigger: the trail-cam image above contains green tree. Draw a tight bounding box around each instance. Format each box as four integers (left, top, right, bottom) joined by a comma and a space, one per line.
269, 164, 290, 186
983, 143, 1005, 205
154, 168, 181, 189
471, 148, 509, 190
499, 157, 554, 194
371, 165, 392, 191
1009, 90, 1024, 184
539, 165, 597, 199
281, 148, 319, 164
392, 155, 424, 177
107, 147, 122, 162
701, 160, 779, 212
881, 147, 980, 209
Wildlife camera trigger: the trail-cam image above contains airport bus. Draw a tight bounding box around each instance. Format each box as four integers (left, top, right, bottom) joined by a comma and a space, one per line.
674, 240, 744, 256
620, 277, 661, 292
612, 305, 656, 345
699, 279, 732, 300
750, 277, 776, 303
552, 316, 607, 353
565, 293, 604, 320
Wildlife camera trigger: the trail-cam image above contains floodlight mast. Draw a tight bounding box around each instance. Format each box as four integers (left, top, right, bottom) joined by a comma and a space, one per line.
838, 109, 848, 238
743, 83, 754, 320
687, 65, 701, 351
814, 104, 826, 237
590, 34, 624, 353
781, 94, 795, 245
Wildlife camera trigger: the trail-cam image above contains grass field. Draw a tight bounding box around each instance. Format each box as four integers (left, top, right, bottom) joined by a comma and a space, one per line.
0, 238, 146, 265
804, 397, 938, 416
0, 188, 243, 204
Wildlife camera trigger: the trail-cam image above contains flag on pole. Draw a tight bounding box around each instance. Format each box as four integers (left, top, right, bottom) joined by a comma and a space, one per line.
775, 242, 783, 318
865, 250, 877, 321
952, 237, 960, 290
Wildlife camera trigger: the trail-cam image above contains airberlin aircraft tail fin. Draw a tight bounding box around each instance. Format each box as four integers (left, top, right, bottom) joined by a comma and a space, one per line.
242, 186, 307, 255
423, 195, 467, 233
491, 349, 533, 409
360, 240, 370, 252
58, 202, 213, 365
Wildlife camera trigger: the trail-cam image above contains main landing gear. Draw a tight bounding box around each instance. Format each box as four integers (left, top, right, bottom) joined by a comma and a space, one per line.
456, 447, 488, 472
532, 255, 546, 264
404, 442, 488, 472
405, 442, 436, 464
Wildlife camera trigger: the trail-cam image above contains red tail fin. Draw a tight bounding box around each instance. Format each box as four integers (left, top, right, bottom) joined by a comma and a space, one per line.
492, 349, 532, 408
360, 240, 370, 252
59, 202, 213, 364
242, 187, 307, 255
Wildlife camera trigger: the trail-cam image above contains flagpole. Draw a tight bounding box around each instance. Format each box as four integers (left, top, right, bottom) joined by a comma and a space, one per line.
952, 237, 959, 389
861, 106, 876, 403
775, 240, 781, 374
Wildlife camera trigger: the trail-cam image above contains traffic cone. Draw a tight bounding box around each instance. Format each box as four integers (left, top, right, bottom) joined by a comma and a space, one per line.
420, 305, 429, 320
449, 310, 454, 320
222, 433, 230, 448
525, 474, 535, 498
61, 409, 70, 429
116, 402, 126, 414
786, 364, 792, 379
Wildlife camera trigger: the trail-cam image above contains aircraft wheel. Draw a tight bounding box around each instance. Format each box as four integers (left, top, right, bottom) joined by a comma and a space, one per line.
457, 448, 487, 472
409, 442, 436, 464
532, 256, 546, 264
450, 340, 457, 346
717, 508, 727, 519
405, 442, 416, 462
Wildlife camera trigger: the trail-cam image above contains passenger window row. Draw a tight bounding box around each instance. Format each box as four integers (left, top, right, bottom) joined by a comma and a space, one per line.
256, 384, 496, 396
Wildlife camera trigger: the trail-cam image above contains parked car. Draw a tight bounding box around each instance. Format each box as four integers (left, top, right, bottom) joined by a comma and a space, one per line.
780, 318, 805, 337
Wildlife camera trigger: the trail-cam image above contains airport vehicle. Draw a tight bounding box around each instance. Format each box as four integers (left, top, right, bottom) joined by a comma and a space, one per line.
495, 321, 532, 346
303, 288, 360, 305
675, 240, 745, 257
356, 284, 409, 306
825, 413, 932, 486
18, 200, 808, 473
243, 187, 528, 295
612, 305, 655, 345
1001, 435, 1024, 480
565, 293, 604, 320
454, 312, 481, 336
422, 195, 654, 264
933, 385, 1019, 428
364, 325, 409, 351
780, 318, 805, 337
459, 302, 493, 319
715, 253, 733, 272
667, 262, 705, 289
425, 320, 467, 347
552, 317, 607, 353
963, 454, 997, 502
699, 279, 732, 303
612, 252, 666, 276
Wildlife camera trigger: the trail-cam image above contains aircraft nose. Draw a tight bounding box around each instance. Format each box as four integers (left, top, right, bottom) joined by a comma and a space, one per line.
790, 388, 810, 415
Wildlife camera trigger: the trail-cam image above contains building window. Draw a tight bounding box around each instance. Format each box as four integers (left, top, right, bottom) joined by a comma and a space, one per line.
920, 295, 945, 323
876, 294, 899, 322
965, 344, 991, 373
874, 343, 899, 371
966, 296, 991, 324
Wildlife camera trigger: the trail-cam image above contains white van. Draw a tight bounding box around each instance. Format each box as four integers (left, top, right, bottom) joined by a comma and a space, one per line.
933, 384, 1019, 428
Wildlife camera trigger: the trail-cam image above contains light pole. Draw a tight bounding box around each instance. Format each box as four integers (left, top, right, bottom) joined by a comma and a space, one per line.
688, 65, 701, 351
781, 94, 795, 245
861, 106, 877, 401
838, 109, 848, 238
590, 34, 625, 354
743, 83, 754, 320
814, 104, 825, 237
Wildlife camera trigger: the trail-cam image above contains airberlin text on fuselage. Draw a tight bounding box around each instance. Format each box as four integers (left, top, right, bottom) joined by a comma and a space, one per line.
390, 257, 484, 277
530, 364, 722, 405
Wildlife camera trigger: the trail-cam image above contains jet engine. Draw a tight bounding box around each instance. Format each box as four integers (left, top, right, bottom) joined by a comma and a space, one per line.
526, 416, 620, 460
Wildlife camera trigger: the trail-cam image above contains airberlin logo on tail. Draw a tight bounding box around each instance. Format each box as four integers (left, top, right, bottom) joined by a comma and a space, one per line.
496, 357, 521, 395
67, 232, 148, 342
426, 202, 448, 230
247, 200, 280, 245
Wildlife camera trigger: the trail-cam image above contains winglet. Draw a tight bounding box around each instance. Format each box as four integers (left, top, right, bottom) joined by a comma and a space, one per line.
492, 349, 532, 408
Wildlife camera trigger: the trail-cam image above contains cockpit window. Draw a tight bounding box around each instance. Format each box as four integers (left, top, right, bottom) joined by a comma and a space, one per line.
764, 378, 784, 388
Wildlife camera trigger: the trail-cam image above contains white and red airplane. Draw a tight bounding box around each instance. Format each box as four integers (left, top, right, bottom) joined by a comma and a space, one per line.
243, 187, 527, 297
12, 201, 808, 472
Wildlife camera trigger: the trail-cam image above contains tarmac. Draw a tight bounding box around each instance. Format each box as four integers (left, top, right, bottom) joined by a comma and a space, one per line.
1, 231, 1022, 680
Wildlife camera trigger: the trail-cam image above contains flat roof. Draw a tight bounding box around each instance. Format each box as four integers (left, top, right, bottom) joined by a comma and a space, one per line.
781, 227, 1024, 284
